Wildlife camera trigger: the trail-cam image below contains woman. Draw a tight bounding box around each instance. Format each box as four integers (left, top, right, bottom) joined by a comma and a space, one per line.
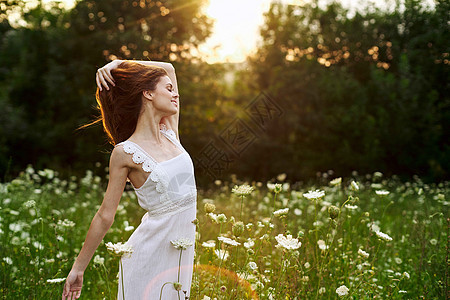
62, 59, 197, 300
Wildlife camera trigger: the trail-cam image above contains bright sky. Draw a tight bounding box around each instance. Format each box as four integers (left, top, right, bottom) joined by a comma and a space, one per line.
22, 0, 435, 64
198, 0, 436, 63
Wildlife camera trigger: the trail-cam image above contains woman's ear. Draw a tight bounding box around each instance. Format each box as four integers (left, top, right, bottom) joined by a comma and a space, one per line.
142, 90, 153, 100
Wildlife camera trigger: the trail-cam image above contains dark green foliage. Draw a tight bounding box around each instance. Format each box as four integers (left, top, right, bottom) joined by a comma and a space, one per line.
0, 0, 448, 185
239, 0, 449, 183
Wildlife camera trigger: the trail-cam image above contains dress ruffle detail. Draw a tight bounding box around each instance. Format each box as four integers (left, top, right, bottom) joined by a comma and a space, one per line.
121, 141, 170, 203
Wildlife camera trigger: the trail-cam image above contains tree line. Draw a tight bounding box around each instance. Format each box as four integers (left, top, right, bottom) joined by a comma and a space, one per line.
0, 0, 448, 186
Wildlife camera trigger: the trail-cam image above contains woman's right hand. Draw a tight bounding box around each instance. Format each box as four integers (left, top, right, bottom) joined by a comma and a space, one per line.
61, 269, 84, 300
96, 60, 123, 91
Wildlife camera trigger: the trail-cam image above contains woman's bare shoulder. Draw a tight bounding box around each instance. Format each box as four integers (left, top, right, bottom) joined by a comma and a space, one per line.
110, 144, 133, 170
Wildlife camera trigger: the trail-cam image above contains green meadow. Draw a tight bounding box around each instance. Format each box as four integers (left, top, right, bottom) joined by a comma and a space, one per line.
1, 166, 447, 299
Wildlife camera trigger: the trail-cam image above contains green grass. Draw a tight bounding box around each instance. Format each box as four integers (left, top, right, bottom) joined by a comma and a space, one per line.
0, 166, 448, 299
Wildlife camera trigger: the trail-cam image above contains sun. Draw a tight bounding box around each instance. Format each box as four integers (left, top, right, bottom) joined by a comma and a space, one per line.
198, 0, 273, 64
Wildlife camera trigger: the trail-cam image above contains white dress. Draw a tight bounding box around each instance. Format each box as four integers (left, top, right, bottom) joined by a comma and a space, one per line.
114, 124, 197, 300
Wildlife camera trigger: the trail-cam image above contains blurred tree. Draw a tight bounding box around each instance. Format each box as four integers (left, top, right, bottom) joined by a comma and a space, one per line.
0, 0, 215, 180
239, 0, 449, 181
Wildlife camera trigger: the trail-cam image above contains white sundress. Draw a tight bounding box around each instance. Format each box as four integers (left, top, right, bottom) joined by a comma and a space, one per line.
114, 124, 197, 300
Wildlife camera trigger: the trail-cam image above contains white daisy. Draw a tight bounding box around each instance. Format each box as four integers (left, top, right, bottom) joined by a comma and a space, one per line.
303, 189, 325, 200
170, 238, 194, 250
275, 234, 301, 250
336, 285, 349, 296
218, 236, 240, 246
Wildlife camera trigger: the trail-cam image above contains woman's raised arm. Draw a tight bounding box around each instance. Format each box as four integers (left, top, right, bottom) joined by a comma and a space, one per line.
62, 146, 129, 299
96, 59, 180, 141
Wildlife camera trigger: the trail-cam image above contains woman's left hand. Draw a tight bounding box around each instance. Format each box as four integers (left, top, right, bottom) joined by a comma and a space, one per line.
96, 60, 123, 91
61, 269, 84, 299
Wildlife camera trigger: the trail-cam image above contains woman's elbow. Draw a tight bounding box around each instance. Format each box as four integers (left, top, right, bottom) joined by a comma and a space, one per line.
96, 208, 115, 227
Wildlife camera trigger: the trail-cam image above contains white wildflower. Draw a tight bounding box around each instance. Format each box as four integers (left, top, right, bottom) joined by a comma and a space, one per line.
429, 238, 437, 245
23, 200, 36, 208
373, 171, 383, 178
375, 231, 393, 241
202, 240, 216, 248
304, 262, 310, 268
244, 239, 255, 249
273, 208, 289, 217
214, 249, 229, 261
330, 177, 342, 186
57, 219, 75, 228
248, 261, 258, 270
399, 290, 407, 293
371, 183, 383, 189
303, 189, 325, 200
3, 257, 12, 265
345, 204, 358, 210
232, 184, 254, 196
208, 212, 219, 223
216, 213, 227, 223
336, 285, 349, 296
275, 234, 301, 250
294, 208, 302, 216
319, 287, 326, 294
9, 223, 23, 232
267, 183, 282, 193
394, 257, 402, 264
317, 240, 329, 251
46, 278, 66, 283
375, 190, 390, 195
105, 241, 134, 258
358, 249, 370, 258
277, 173, 287, 181
402, 272, 410, 279
124, 225, 134, 232
93, 255, 105, 265
33, 241, 44, 250
218, 236, 240, 247
170, 238, 193, 250
350, 181, 359, 191
368, 222, 380, 233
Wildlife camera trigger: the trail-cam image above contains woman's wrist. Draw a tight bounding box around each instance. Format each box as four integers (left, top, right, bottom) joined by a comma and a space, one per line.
71, 259, 86, 274
112, 59, 124, 67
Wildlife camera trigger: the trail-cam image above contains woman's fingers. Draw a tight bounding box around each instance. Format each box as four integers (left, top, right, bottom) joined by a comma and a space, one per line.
95, 72, 103, 91
97, 69, 110, 91
103, 68, 115, 86
62, 282, 70, 299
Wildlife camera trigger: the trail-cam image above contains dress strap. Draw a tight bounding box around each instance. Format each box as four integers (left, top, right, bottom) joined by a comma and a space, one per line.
116, 140, 170, 200
159, 124, 188, 154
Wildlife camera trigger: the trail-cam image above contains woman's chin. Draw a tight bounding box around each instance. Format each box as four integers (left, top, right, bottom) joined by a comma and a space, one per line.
164, 108, 178, 116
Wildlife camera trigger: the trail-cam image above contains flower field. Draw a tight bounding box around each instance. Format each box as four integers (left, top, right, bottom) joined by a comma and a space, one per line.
0, 166, 448, 299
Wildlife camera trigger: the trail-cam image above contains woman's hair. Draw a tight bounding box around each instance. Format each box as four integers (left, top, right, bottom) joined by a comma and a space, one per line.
78, 61, 168, 146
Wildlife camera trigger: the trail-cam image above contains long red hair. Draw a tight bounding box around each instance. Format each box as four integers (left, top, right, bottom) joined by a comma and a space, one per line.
78, 61, 168, 146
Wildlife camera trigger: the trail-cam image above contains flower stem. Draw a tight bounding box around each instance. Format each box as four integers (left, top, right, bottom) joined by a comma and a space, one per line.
120, 258, 125, 300
101, 263, 112, 300
240, 195, 244, 221
177, 249, 183, 300
159, 282, 171, 300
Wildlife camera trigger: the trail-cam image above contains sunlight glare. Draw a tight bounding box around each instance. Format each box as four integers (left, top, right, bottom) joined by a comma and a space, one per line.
198, 0, 272, 64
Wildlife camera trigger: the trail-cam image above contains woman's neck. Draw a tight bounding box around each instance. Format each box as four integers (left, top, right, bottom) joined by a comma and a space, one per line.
133, 110, 164, 145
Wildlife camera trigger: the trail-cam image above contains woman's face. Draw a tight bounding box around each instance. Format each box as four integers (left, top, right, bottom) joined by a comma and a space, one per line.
149, 75, 179, 115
